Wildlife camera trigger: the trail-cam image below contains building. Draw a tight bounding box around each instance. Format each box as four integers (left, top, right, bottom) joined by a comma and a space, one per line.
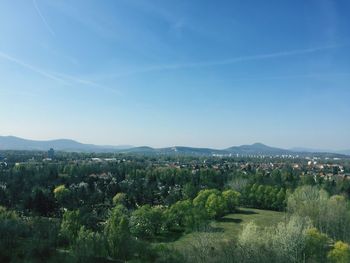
48, 148, 55, 159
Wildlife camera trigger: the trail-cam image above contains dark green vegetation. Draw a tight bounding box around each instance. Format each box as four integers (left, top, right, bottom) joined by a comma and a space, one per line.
0, 151, 350, 262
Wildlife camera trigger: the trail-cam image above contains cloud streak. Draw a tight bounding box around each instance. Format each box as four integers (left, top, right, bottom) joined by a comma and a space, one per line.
33, 0, 56, 37
98, 44, 343, 80
0, 51, 118, 95
0, 51, 68, 84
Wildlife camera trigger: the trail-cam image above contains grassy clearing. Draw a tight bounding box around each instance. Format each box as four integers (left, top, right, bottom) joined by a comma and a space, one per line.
168, 207, 286, 249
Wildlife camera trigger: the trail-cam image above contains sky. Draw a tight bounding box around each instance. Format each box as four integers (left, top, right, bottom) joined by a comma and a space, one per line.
0, 0, 349, 150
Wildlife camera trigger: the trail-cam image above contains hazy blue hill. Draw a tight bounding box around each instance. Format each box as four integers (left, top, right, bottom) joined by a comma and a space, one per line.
0, 136, 348, 157
226, 143, 292, 155
122, 146, 157, 154
338, 149, 350, 155
0, 136, 132, 152
159, 146, 226, 156
290, 147, 331, 153
122, 146, 225, 156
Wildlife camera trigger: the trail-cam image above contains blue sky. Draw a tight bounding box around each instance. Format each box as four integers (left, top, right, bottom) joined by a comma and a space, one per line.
0, 0, 349, 149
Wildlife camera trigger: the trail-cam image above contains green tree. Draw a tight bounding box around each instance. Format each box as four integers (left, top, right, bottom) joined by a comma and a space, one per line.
73, 226, 106, 263
193, 189, 220, 209
222, 189, 240, 212
165, 200, 208, 232
305, 228, 330, 262
27, 188, 56, 216
325, 195, 350, 242
0, 207, 24, 262
60, 210, 82, 245
53, 184, 71, 207
275, 188, 286, 211
328, 241, 350, 263
104, 204, 132, 260
205, 193, 226, 219
287, 185, 329, 231
270, 216, 312, 263
182, 183, 198, 200
112, 192, 127, 206
165, 200, 193, 229
288, 186, 350, 242
130, 205, 163, 238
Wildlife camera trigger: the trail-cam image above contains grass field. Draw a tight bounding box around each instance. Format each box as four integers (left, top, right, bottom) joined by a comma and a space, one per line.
169, 207, 286, 249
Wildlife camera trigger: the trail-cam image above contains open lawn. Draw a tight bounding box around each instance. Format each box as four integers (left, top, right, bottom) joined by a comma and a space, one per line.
168, 207, 286, 249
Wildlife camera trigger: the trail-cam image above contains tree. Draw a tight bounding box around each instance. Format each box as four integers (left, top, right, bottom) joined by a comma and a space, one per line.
193, 189, 228, 219
275, 188, 286, 211
222, 189, 240, 212
182, 183, 198, 200
165, 200, 192, 229
205, 193, 226, 219
130, 205, 163, 238
287, 185, 329, 231
27, 188, 56, 216
236, 216, 313, 263
60, 210, 82, 245
269, 216, 312, 263
112, 192, 127, 206
0, 207, 24, 262
53, 185, 71, 208
328, 241, 350, 263
73, 226, 106, 263
193, 189, 220, 209
305, 228, 330, 262
165, 200, 208, 232
287, 186, 350, 242
237, 221, 266, 262
104, 204, 132, 260
325, 195, 350, 242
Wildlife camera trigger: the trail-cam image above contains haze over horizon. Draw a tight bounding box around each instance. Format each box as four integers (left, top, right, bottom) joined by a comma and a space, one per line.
1, 135, 349, 153
1, 0, 350, 149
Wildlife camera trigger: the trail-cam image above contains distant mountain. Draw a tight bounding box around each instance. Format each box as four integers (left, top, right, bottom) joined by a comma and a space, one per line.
0, 136, 132, 152
122, 143, 349, 158
160, 146, 224, 156
119, 146, 224, 156
290, 147, 331, 153
226, 143, 292, 155
0, 136, 348, 158
338, 149, 350, 156
290, 147, 350, 156
122, 146, 157, 154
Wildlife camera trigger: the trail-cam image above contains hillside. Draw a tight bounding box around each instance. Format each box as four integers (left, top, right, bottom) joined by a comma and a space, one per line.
0, 136, 348, 158
0, 136, 132, 152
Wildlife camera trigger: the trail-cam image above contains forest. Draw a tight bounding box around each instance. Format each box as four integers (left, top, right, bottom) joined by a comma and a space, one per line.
1, 151, 350, 262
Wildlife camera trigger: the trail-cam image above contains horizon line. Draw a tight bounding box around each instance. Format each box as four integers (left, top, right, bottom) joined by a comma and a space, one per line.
0, 135, 349, 152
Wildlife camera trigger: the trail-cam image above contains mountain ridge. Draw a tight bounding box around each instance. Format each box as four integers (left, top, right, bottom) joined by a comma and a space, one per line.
0, 136, 132, 152
0, 136, 348, 157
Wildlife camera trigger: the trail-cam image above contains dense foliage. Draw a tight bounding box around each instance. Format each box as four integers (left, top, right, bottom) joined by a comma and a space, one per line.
0, 151, 350, 262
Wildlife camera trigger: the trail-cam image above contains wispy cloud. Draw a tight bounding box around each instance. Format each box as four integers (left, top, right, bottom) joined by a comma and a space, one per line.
0, 51, 68, 84
53, 72, 120, 95
97, 44, 343, 80
0, 51, 119, 95
33, 0, 56, 37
